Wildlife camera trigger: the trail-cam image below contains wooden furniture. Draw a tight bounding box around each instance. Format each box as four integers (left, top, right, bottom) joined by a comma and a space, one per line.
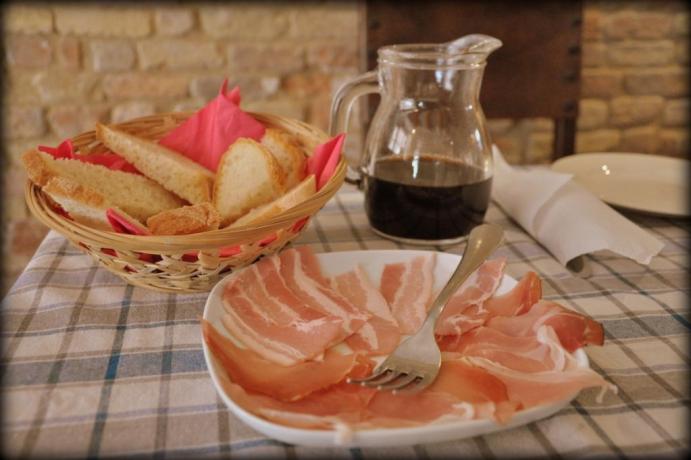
363, 0, 583, 159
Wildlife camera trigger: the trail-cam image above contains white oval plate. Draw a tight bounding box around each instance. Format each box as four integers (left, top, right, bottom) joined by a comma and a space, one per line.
202, 250, 588, 447
552, 152, 689, 217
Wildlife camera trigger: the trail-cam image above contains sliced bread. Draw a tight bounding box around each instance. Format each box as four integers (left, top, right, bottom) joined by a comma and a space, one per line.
261, 128, 306, 189
213, 138, 285, 227
230, 174, 316, 228
43, 176, 148, 233
96, 123, 215, 204
146, 203, 221, 235
22, 149, 184, 222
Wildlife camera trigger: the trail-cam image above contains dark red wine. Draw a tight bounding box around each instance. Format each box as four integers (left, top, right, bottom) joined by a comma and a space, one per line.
364, 156, 492, 241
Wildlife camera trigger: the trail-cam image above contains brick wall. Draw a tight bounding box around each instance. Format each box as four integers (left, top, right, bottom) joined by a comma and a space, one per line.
1, 1, 361, 294
1, 1, 688, 294
490, 0, 689, 163
577, 0, 689, 154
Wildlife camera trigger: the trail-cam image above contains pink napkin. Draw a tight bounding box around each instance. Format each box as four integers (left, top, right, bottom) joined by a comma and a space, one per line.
307, 133, 345, 190
38, 139, 140, 174
105, 209, 158, 262
158, 79, 265, 172
106, 209, 150, 235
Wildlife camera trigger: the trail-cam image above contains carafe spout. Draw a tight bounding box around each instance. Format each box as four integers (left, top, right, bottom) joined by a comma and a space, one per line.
445, 34, 502, 58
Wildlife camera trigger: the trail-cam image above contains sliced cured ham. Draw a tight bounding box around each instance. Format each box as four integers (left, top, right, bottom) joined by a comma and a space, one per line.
435, 270, 542, 338
205, 251, 614, 432
202, 319, 367, 402
279, 248, 370, 334
440, 326, 568, 373
482, 271, 541, 318
222, 357, 517, 431
486, 300, 604, 352
380, 253, 435, 334
364, 359, 518, 426
332, 265, 400, 355
221, 259, 345, 365
464, 326, 616, 409
231, 262, 324, 322
434, 258, 506, 336
221, 377, 378, 430
220, 292, 343, 366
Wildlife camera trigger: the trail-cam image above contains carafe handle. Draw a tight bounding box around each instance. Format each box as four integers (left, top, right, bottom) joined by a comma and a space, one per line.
329, 70, 379, 186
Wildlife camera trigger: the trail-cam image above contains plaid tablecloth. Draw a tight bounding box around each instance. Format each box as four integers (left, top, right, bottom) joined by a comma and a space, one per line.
2, 185, 689, 458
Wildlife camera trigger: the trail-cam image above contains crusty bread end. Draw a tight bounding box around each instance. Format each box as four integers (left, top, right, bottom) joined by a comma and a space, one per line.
213, 139, 286, 227
21, 149, 184, 222
230, 174, 316, 228
22, 149, 53, 186
96, 123, 215, 204
261, 128, 306, 189
43, 176, 147, 233
146, 203, 221, 235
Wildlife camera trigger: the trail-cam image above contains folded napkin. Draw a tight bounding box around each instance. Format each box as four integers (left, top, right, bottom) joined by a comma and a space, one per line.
158, 79, 265, 172
308, 133, 345, 190
39, 139, 140, 174
106, 209, 150, 235
491, 146, 664, 270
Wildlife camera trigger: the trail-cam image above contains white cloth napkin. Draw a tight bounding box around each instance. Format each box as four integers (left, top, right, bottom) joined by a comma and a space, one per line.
491, 146, 664, 270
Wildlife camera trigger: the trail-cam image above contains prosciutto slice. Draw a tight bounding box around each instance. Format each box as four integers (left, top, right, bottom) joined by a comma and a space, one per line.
486, 300, 604, 352
332, 265, 400, 356
380, 254, 435, 334
434, 258, 507, 336
221, 260, 345, 365
464, 326, 616, 409
221, 377, 377, 431
440, 326, 567, 373
279, 248, 370, 334
202, 319, 366, 402
364, 359, 518, 426
482, 271, 541, 318
435, 270, 543, 341
205, 250, 614, 432
230, 261, 327, 322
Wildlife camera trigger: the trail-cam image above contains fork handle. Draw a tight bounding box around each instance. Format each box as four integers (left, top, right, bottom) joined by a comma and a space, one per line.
420, 223, 505, 333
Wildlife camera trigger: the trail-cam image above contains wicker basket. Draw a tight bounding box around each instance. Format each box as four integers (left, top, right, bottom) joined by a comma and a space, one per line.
25, 112, 346, 293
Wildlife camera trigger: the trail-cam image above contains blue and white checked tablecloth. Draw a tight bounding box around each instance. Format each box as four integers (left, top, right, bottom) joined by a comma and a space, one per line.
2, 184, 689, 458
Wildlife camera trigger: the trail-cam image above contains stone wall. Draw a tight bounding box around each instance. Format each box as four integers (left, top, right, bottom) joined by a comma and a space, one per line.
577, 0, 688, 154
2, 1, 688, 294
490, 0, 689, 163
1, 1, 361, 294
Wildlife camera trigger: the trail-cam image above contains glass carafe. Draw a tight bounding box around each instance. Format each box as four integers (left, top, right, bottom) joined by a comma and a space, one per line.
330, 34, 502, 245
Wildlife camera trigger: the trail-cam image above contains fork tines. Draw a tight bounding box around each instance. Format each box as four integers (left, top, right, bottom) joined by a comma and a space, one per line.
347, 368, 427, 394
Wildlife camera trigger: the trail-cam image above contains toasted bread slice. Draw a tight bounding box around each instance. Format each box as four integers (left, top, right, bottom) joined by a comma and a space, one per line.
96, 123, 215, 204
213, 139, 285, 226
230, 174, 316, 228
22, 149, 184, 222
261, 128, 306, 189
43, 176, 148, 232
147, 203, 221, 235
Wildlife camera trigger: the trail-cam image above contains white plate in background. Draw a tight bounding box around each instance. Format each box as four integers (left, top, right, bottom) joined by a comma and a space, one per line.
552, 152, 689, 217
202, 250, 588, 447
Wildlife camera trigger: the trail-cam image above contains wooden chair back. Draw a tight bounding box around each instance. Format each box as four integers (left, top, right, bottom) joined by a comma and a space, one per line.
363, 0, 583, 159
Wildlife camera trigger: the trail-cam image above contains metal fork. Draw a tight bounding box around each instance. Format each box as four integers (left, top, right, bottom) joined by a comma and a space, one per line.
348, 223, 505, 394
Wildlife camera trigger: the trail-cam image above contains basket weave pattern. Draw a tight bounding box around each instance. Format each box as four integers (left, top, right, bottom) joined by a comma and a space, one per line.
25, 112, 346, 293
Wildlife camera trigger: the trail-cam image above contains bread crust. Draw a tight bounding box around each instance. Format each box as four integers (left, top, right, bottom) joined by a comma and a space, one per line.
230, 174, 316, 228
43, 176, 148, 233
146, 203, 221, 235
213, 138, 285, 226
44, 176, 107, 208
21, 149, 185, 222
21, 149, 53, 186
261, 128, 306, 188
96, 123, 215, 204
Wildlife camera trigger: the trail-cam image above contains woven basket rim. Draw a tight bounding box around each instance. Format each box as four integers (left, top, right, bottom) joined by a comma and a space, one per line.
26, 111, 347, 252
